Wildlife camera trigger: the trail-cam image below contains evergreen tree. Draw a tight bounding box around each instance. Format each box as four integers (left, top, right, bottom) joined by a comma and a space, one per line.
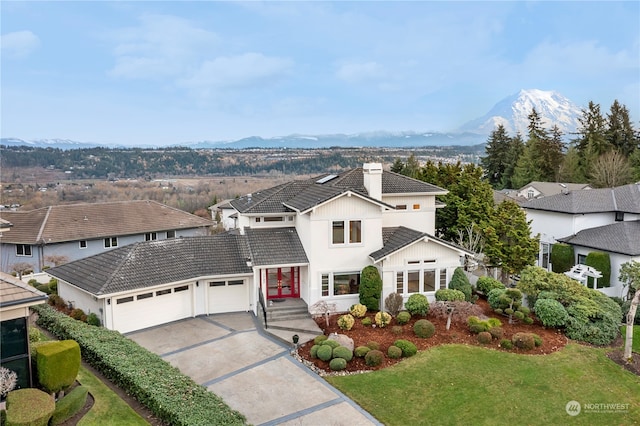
558, 144, 585, 183
606, 100, 637, 157
390, 158, 405, 173
403, 154, 421, 179
576, 101, 610, 175
501, 133, 524, 189
481, 124, 512, 189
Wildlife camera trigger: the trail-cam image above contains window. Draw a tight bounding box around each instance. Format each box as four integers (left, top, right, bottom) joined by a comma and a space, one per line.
541, 243, 550, 269
264, 216, 283, 222
527, 189, 535, 199
322, 275, 329, 297
615, 211, 624, 222
104, 237, 118, 248
137, 292, 153, 300
166, 230, 176, 239
145, 232, 157, 241
407, 271, 420, 293
396, 205, 407, 210
321, 272, 360, 296
423, 270, 436, 292
396, 267, 442, 294
156, 289, 172, 296
332, 220, 362, 245
577, 254, 586, 265
413, 204, 421, 210
209, 281, 225, 287
396, 272, 403, 293
439, 270, 447, 289
16, 244, 32, 256
174, 285, 189, 292
332, 221, 345, 244
116, 296, 134, 304
0, 318, 30, 389
228, 279, 244, 286
255, 218, 261, 223
349, 220, 362, 243
79, 240, 87, 249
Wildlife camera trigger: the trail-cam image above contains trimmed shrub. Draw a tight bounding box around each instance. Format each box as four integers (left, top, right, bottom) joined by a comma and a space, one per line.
314, 335, 328, 345
514, 311, 525, 320
550, 243, 574, 273
35, 340, 81, 395
448, 267, 472, 301
5, 388, 55, 426
487, 288, 507, 310
365, 350, 384, 367
359, 265, 383, 311
532, 334, 543, 347
337, 314, 355, 331
354, 346, 371, 358
374, 311, 392, 328
477, 331, 492, 344
391, 325, 403, 336
518, 306, 530, 316
29, 327, 45, 343
413, 319, 435, 338
349, 304, 367, 318
500, 339, 514, 349
384, 292, 404, 316
28, 278, 39, 287
366, 341, 380, 351
585, 251, 611, 288
476, 276, 504, 295
393, 339, 417, 357
489, 326, 504, 340
435, 289, 465, 302
321, 339, 340, 349
487, 318, 502, 328
36, 284, 52, 295
396, 311, 411, 325
86, 313, 101, 327
405, 294, 429, 316
316, 345, 333, 362
310, 345, 320, 359
329, 358, 347, 371
50, 386, 88, 425
387, 345, 402, 359
48, 278, 58, 293
523, 316, 534, 325
69, 308, 86, 322
534, 298, 569, 327
512, 333, 535, 350
332, 346, 353, 362
361, 317, 372, 326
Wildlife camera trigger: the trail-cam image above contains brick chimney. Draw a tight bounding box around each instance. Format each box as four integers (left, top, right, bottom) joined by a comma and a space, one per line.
363, 163, 383, 201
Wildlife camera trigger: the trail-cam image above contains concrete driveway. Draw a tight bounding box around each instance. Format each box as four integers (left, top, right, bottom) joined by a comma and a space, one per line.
127, 313, 381, 426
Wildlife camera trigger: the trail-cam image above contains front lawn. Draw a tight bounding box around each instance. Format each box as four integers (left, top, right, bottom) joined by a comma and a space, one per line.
327, 344, 640, 425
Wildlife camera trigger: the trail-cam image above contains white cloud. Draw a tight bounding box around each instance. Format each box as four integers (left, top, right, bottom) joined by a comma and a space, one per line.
1, 30, 40, 59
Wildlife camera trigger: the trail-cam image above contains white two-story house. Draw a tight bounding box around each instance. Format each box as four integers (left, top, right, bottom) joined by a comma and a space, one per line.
49, 164, 472, 333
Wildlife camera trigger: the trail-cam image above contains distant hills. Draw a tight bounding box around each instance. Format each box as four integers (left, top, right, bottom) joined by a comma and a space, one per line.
2, 89, 585, 150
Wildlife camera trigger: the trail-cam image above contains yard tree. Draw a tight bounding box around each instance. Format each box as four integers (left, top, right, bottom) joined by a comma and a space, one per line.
619, 260, 640, 361
482, 200, 540, 284
606, 100, 637, 157
481, 124, 512, 189
512, 108, 555, 187
390, 158, 405, 173
576, 101, 610, 177
501, 133, 525, 189
359, 265, 383, 311
589, 150, 633, 188
558, 145, 585, 183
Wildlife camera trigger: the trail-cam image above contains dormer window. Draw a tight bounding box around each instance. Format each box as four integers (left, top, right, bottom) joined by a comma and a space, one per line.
527, 189, 535, 199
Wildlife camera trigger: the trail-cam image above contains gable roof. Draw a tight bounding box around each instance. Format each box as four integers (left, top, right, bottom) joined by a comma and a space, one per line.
369, 226, 472, 262
245, 227, 309, 266
519, 181, 592, 197
523, 183, 640, 214
230, 168, 445, 215
0, 272, 48, 309
0, 201, 214, 244
557, 220, 640, 256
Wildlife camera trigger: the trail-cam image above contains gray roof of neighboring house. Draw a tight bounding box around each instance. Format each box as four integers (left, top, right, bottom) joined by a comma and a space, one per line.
519, 181, 592, 197
557, 220, 640, 256
48, 234, 253, 296
369, 226, 472, 262
245, 227, 309, 266
230, 168, 446, 214
0, 272, 48, 309
522, 183, 640, 214
0, 201, 214, 245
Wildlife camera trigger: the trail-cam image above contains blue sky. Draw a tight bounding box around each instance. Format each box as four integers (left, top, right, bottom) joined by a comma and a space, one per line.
2, 1, 638, 146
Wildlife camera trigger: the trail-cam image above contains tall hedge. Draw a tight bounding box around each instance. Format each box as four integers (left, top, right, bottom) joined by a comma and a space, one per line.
550, 243, 574, 273
585, 251, 611, 288
36, 340, 81, 395
359, 265, 383, 311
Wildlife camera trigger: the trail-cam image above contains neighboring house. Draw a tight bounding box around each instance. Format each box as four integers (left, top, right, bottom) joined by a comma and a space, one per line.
0, 200, 214, 274
209, 200, 236, 230
0, 272, 48, 389
523, 183, 640, 298
49, 164, 473, 333
516, 181, 592, 200
493, 189, 527, 205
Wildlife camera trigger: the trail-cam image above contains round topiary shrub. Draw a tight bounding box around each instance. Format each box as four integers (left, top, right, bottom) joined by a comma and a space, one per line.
534, 298, 569, 328
362, 317, 372, 326
337, 314, 355, 331
487, 318, 502, 328
518, 306, 530, 316
374, 311, 392, 328
396, 311, 411, 325
448, 267, 472, 301
523, 317, 534, 325
333, 346, 353, 362
476, 276, 504, 295
514, 311, 525, 320
391, 325, 403, 336
512, 332, 535, 350
365, 349, 384, 366
310, 345, 320, 359
477, 331, 492, 344
317, 344, 333, 361
500, 339, 513, 349
393, 339, 417, 357
321, 339, 341, 349
349, 303, 367, 318
387, 345, 402, 359
435, 289, 466, 302
366, 341, 380, 351
354, 346, 371, 358
489, 326, 504, 340
314, 335, 328, 345
360, 265, 383, 311
413, 319, 435, 338
405, 294, 429, 316
329, 358, 347, 371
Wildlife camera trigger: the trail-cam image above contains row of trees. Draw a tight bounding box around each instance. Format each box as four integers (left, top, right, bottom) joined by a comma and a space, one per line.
481, 100, 640, 189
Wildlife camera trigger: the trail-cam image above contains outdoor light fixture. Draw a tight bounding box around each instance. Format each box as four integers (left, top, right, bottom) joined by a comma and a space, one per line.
292, 334, 299, 344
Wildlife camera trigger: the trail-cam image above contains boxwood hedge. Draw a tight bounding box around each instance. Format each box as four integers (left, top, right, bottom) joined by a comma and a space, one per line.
32, 304, 246, 426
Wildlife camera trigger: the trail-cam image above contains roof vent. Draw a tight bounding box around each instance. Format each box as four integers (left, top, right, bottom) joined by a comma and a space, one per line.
247, 193, 252, 203
83, 215, 88, 221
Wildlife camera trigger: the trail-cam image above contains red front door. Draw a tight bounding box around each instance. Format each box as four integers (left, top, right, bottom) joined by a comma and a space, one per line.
266, 267, 300, 299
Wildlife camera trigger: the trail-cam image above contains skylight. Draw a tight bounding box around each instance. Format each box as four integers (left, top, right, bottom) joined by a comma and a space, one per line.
316, 174, 338, 184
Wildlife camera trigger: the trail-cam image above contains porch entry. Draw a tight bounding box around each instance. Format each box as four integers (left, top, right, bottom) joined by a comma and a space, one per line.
265, 267, 300, 299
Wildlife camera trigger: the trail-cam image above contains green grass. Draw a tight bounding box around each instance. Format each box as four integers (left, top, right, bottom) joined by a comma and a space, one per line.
76, 366, 148, 426
621, 325, 640, 353
327, 344, 640, 425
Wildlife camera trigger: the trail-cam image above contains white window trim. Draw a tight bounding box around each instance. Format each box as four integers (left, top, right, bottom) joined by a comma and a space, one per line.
16, 244, 32, 257
395, 267, 444, 295
79, 240, 87, 249
320, 271, 361, 297
330, 219, 363, 246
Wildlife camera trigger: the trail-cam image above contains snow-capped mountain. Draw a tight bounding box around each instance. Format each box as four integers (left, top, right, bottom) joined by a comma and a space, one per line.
459, 89, 583, 136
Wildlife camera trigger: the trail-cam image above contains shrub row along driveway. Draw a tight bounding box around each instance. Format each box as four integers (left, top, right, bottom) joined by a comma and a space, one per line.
127, 313, 380, 426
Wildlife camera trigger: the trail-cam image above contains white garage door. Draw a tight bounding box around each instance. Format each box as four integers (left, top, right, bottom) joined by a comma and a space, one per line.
208, 279, 248, 314
112, 285, 193, 333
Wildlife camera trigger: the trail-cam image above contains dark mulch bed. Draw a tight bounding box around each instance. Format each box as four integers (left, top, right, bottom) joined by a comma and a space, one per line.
607, 350, 640, 376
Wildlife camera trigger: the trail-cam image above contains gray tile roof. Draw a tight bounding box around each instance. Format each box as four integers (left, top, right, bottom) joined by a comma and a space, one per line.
370, 226, 472, 262
48, 234, 253, 296
523, 183, 640, 214
557, 220, 640, 256
245, 227, 309, 266
0, 201, 214, 244
230, 168, 445, 215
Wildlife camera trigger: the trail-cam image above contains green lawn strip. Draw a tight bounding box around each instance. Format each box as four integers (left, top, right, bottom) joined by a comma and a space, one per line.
620, 326, 640, 353
327, 344, 640, 426
76, 365, 149, 426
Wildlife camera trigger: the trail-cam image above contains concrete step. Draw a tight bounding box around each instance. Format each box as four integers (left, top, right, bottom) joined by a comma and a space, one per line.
267, 312, 312, 321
